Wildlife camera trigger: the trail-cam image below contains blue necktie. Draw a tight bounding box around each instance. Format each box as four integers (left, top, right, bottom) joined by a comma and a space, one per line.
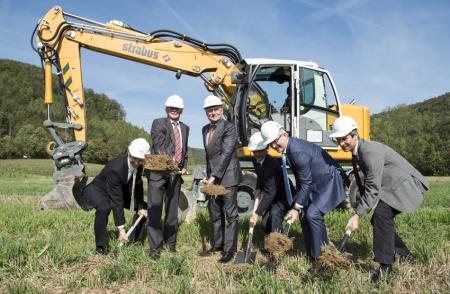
281, 153, 294, 206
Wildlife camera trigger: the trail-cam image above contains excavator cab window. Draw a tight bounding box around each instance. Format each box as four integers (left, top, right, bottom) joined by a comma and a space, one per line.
236, 65, 294, 145
296, 67, 339, 148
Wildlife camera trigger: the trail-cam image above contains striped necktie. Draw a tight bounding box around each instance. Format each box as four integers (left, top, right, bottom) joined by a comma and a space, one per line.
130, 170, 137, 212
172, 121, 182, 164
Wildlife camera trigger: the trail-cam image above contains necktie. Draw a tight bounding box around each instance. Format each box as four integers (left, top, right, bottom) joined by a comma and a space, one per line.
352, 155, 364, 196
130, 170, 137, 212
207, 124, 215, 148
172, 121, 182, 164
281, 154, 294, 206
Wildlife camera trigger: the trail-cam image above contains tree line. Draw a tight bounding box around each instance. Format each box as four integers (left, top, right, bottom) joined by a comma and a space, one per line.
1, 59, 447, 175
0, 59, 205, 165
371, 92, 449, 176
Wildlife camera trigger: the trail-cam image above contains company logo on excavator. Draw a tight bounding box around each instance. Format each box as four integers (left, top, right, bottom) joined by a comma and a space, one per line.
122, 43, 159, 59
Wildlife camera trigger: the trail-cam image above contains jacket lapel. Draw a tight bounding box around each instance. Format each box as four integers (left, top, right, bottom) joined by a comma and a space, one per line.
122, 156, 129, 185
166, 118, 175, 146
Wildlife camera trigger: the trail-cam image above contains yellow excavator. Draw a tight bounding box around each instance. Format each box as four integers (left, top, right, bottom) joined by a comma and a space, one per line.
33, 6, 370, 217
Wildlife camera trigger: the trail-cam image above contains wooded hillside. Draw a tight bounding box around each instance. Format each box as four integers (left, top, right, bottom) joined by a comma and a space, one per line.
371, 92, 449, 176
1, 59, 447, 174
0, 59, 205, 165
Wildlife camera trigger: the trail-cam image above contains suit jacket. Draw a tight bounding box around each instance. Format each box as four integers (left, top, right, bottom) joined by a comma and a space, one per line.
286, 137, 346, 213
253, 155, 291, 216
202, 119, 241, 188
149, 117, 189, 181
355, 139, 429, 216
90, 156, 144, 226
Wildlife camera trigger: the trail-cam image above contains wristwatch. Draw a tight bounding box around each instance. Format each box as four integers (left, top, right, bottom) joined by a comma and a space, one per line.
293, 204, 303, 212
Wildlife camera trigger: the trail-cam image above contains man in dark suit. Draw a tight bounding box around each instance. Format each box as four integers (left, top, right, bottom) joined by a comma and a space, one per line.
330, 116, 429, 281
202, 95, 241, 263
261, 121, 347, 270
81, 138, 150, 253
147, 95, 189, 259
247, 132, 291, 233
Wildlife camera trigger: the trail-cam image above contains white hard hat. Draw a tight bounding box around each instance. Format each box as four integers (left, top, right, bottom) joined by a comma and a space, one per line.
203, 95, 223, 109
128, 138, 150, 159
261, 121, 283, 145
165, 94, 184, 109
329, 116, 358, 138
248, 132, 267, 151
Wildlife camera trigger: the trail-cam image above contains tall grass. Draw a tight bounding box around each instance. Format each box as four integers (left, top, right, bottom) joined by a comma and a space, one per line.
0, 160, 449, 293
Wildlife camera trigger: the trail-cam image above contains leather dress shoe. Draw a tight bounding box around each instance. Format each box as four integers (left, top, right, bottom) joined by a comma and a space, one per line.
208, 247, 223, 254
371, 264, 393, 283
95, 247, 107, 255
218, 251, 234, 263
149, 251, 161, 260
167, 246, 177, 253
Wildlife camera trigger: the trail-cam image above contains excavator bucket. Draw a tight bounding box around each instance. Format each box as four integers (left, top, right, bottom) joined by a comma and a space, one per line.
38, 165, 88, 210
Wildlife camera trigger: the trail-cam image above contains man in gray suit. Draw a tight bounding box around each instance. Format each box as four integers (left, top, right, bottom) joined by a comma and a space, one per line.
147, 95, 189, 259
330, 116, 429, 282
202, 95, 241, 263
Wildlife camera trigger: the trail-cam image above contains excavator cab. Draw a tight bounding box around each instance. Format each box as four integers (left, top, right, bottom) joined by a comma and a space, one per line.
234, 59, 341, 158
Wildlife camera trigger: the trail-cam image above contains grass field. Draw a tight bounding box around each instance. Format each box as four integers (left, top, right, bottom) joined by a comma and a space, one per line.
0, 159, 449, 293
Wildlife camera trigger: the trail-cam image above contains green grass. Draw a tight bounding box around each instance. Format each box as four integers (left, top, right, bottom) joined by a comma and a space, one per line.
0, 159, 449, 293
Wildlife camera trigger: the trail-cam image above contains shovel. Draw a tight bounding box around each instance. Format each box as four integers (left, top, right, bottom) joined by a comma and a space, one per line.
235, 198, 260, 264
282, 219, 293, 235
336, 229, 352, 253
118, 214, 145, 247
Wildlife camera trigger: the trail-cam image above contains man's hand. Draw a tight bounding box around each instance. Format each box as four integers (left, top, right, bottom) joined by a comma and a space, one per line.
118, 228, 128, 244
285, 209, 300, 223
204, 176, 215, 185
138, 209, 148, 218
201, 176, 215, 185
178, 168, 188, 175
253, 189, 261, 199
249, 213, 259, 226
346, 214, 360, 232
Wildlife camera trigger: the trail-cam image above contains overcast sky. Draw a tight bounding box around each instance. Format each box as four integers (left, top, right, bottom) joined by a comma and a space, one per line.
1, 0, 449, 147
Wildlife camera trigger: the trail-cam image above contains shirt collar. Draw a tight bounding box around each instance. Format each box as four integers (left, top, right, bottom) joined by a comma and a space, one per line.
352, 140, 359, 156
127, 157, 135, 173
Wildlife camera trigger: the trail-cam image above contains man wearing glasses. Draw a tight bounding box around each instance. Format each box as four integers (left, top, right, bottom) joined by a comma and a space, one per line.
330, 116, 429, 282
260, 121, 347, 272
147, 95, 190, 259
80, 138, 150, 254
202, 95, 241, 263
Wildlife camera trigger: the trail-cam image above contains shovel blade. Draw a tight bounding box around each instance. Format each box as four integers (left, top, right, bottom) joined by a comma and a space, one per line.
234, 251, 256, 264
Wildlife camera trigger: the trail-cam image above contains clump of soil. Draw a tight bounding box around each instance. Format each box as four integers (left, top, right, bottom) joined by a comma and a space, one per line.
144, 154, 179, 173
319, 244, 351, 270
224, 263, 253, 279
201, 184, 230, 196
264, 232, 293, 258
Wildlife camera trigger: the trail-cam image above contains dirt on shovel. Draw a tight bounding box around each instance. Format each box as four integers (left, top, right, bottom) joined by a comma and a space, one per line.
200, 184, 230, 196
319, 244, 351, 270
264, 232, 293, 258
144, 154, 179, 173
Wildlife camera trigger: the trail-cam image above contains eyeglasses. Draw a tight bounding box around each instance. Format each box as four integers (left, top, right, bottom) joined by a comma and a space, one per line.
333, 134, 352, 144
129, 155, 144, 163
270, 135, 282, 149
167, 107, 181, 112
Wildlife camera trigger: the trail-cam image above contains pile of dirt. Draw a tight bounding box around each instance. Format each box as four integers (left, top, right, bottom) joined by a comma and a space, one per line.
200, 184, 229, 196
144, 154, 179, 173
264, 232, 293, 258
224, 263, 253, 279
319, 244, 351, 270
